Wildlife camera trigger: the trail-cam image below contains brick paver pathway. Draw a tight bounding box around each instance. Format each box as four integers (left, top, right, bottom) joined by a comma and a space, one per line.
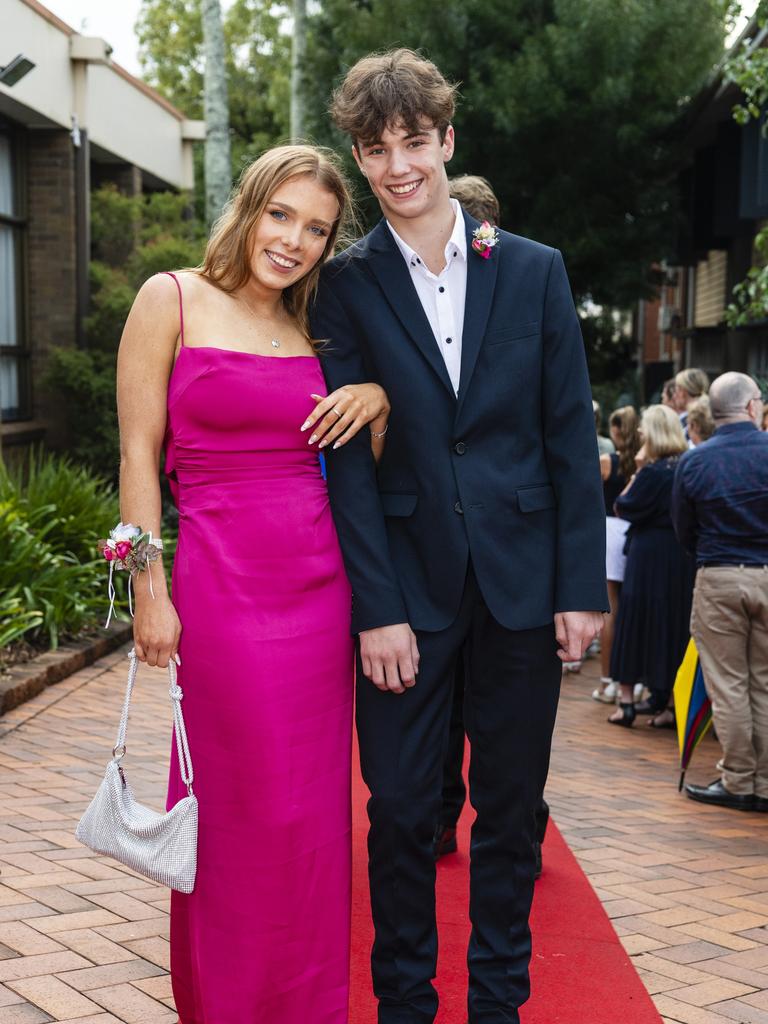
0, 645, 766, 1023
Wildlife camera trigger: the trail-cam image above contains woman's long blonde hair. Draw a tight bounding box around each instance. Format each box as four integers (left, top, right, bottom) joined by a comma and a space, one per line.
640, 404, 688, 462
199, 145, 356, 341
609, 405, 641, 481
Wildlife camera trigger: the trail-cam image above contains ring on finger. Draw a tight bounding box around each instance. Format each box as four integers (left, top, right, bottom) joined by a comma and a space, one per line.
332, 406, 343, 419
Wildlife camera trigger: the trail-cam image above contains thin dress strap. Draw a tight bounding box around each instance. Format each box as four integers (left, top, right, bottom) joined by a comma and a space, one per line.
162, 271, 185, 347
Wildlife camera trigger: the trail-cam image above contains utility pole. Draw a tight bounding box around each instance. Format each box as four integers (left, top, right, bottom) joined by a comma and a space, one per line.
290, 0, 307, 140
201, 0, 231, 225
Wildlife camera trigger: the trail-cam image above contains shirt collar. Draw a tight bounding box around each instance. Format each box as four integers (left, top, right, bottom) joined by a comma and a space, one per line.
715, 420, 760, 435
386, 198, 467, 271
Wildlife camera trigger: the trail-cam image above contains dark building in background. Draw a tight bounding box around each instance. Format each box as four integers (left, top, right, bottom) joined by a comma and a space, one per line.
637, 17, 768, 400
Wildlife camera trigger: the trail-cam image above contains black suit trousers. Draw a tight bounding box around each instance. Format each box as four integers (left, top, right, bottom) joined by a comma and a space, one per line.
439, 653, 468, 829
356, 565, 561, 1024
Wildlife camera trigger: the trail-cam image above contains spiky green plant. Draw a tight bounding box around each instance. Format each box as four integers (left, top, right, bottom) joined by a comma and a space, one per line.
0, 454, 121, 652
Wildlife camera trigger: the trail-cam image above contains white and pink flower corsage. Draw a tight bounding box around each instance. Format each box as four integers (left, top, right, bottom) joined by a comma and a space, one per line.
471, 221, 500, 260
98, 523, 162, 573
98, 523, 164, 626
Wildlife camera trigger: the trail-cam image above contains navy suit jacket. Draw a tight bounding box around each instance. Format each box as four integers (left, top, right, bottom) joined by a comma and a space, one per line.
310, 211, 607, 634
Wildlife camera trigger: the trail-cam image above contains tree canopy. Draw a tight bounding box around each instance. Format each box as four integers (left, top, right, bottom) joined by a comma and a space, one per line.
137, 0, 291, 170
304, 0, 727, 307
137, 0, 728, 308
724, 0, 768, 328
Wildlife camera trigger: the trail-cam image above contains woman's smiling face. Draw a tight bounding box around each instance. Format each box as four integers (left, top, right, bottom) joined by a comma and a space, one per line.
248, 175, 339, 291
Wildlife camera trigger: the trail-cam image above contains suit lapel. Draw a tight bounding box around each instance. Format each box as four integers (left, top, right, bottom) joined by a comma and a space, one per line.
365, 220, 456, 399
456, 211, 499, 420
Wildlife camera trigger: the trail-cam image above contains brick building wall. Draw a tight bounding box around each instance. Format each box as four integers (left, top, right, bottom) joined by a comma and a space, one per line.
2, 130, 149, 458
24, 129, 77, 447
637, 266, 687, 400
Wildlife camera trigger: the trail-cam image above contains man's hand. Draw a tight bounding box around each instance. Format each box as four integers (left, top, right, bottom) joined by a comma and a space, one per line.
554, 611, 604, 664
359, 623, 420, 694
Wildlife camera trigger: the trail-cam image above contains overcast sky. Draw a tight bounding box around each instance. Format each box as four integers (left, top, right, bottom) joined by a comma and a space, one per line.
43, 1, 144, 74
42, 0, 232, 76
42, 0, 760, 80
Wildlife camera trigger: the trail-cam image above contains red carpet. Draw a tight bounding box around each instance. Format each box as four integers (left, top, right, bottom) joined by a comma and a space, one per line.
350, 745, 662, 1024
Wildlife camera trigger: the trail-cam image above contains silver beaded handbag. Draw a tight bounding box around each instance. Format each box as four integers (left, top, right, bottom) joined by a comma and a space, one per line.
76, 648, 198, 893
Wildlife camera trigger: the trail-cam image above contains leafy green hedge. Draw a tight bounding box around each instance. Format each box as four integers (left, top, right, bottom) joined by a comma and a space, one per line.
49, 185, 206, 479
46, 348, 120, 477
0, 453, 120, 650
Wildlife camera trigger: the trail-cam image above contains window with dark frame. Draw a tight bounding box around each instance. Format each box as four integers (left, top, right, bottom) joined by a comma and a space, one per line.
0, 125, 29, 423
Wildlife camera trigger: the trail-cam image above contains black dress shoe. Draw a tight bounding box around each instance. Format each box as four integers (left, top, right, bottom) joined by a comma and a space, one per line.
754, 796, 768, 812
433, 824, 458, 859
685, 779, 755, 811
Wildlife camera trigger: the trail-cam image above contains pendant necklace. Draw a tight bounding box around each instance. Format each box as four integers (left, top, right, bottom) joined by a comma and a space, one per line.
237, 291, 283, 351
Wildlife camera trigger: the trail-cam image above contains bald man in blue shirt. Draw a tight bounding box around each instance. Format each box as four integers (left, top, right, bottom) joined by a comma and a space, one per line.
672, 371, 768, 812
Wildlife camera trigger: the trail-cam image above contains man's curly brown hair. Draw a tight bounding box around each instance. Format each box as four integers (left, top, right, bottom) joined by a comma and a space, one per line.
330, 48, 458, 148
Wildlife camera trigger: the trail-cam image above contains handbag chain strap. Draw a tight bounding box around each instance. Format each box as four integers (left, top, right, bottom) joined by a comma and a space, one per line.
113, 649, 195, 796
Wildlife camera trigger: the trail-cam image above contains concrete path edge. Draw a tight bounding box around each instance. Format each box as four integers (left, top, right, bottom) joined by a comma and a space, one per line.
0, 620, 133, 715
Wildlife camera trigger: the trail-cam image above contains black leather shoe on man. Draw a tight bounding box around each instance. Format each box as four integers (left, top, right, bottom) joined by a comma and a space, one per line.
685, 779, 754, 810
433, 824, 458, 859
754, 796, 768, 812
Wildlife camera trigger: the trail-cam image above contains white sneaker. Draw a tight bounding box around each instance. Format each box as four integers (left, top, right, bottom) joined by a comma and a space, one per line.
634, 683, 645, 701
592, 680, 618, 703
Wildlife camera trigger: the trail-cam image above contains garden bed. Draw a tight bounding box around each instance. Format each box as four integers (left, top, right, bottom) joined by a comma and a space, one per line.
0, 619, 132, 715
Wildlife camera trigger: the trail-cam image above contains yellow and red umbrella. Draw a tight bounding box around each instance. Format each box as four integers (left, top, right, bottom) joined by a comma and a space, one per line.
673, 638, 713, 791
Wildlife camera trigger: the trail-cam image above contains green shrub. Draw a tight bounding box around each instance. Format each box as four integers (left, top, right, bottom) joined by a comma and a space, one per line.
45, 348, 119, 475
139, 190, 204, 247
6, 450, 120, 561
0, 504, 104, 650
85, 263, 136, 352
50, 187, 206, 470
127, 236, 203, 285
0, 454, 120, 651
91, 185, 140, 267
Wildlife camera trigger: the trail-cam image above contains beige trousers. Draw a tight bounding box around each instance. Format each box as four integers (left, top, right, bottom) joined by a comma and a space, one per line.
691, 566, 768, 797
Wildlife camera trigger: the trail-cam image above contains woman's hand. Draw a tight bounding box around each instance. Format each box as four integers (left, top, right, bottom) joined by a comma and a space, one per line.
301, 383, 390, 451
133, 589, 182, 669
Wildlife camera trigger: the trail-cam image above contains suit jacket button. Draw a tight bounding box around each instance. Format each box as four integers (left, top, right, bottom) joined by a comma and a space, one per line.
454, 501, 464, 514
453, 441, 467, 455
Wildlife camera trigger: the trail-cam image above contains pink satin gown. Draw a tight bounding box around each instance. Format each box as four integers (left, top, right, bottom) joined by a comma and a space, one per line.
162, 274, 353, 1023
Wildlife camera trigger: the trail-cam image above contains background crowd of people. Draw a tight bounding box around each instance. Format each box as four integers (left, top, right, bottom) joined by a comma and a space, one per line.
432, 168, 767, 827
581, 369, 768, 811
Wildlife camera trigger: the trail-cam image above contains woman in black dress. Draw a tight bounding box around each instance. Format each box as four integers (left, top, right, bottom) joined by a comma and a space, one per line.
608, 405, 695, 727
592, 406, 641, 703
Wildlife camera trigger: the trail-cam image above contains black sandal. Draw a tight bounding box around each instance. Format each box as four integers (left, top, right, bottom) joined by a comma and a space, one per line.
608, 702, 636, 728
649, 709, 675, 729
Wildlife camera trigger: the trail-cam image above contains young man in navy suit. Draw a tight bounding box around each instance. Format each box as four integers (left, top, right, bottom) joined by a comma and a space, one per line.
311, 49, 607, 1024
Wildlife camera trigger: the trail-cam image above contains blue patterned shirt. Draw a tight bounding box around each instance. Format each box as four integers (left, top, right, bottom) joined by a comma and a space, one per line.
671, 421, 768, 565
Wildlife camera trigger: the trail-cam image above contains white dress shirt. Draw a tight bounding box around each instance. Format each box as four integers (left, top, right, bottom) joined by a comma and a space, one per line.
387, 199, 468, 395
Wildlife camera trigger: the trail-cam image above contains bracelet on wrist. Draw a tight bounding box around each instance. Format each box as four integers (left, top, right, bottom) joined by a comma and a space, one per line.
98, 523, 164, 627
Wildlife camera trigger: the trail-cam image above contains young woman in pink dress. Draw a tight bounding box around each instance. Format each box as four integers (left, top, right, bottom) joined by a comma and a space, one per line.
116, 145, 388, 1023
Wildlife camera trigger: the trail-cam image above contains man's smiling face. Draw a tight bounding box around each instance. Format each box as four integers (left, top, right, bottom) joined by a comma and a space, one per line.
353, 122, 454, 224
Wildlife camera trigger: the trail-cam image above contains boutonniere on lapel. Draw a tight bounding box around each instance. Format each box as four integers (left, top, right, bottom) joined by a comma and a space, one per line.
471, 222, 500, 260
